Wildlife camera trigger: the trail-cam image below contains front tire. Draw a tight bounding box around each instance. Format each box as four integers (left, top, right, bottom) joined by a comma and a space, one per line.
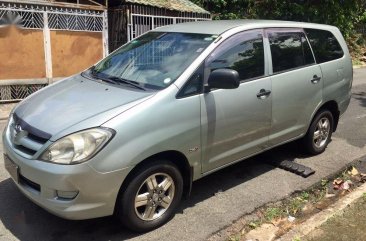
115, 160, 183, 232
303, 109, 334, 155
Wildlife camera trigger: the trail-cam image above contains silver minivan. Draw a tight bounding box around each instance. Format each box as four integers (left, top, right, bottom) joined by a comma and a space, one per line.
3, 20, 352, 231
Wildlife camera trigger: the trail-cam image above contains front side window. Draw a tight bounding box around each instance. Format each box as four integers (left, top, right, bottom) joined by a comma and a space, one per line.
305, 28, 344, 63
206, 30, 265, 81
268, 30, 315, 73
87, 32, 216, 90
177, 64, 204, 98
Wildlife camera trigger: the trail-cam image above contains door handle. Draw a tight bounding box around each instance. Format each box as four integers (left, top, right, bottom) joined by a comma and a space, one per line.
256, 89, 271, 99
311, 75, 321, 84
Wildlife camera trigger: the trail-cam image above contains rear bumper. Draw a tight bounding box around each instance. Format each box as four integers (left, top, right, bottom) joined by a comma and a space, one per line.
2, 127, 132, 220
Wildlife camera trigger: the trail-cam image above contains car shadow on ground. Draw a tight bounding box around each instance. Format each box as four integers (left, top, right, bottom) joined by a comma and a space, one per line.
0, 141, 309, 241
353, 91, 366, 107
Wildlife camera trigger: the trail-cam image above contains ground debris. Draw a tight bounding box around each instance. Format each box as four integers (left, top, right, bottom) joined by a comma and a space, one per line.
287, 216, 296, 222
348, 166, 359, 176
360, 173, 366, 182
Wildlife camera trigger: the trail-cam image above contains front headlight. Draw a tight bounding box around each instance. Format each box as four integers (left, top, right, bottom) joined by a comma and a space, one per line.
40, 128, 114, 164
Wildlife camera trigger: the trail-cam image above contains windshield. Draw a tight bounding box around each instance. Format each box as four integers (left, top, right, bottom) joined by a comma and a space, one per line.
87, 32, 216, 90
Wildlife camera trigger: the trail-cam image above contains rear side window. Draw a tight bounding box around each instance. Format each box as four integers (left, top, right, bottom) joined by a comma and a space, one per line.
305, 28, 344, 63
206, 29, 264, 81
268, 30, 315, 73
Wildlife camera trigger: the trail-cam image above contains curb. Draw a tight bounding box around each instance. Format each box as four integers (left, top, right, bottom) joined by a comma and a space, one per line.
277, 182, 366, 241
208, 156, 366, 241
353, 64, 366, 69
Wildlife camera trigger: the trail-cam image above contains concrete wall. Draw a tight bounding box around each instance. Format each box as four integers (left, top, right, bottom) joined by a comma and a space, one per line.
0, 26, 103, 81
0, 26, 46, 80
51, 31, 103, 77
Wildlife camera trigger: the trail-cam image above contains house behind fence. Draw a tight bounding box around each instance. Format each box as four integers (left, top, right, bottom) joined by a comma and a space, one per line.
0, 0, 210, 102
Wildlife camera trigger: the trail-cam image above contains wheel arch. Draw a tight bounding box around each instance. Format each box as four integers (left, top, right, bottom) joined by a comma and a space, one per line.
115, 150, 193, 213
309, 100, 340, 133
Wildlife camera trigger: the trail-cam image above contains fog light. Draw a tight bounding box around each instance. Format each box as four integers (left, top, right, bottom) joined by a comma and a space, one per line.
56, 190, 79, 200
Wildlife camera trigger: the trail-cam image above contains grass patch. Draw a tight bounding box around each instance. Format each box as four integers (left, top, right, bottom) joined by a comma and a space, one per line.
264, 207, 283, 221
248, 220, 262, 230
287, 197, 307, 215
228, 234, 241, 241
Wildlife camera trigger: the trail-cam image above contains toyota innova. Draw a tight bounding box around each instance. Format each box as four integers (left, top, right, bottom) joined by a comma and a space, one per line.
3, 20, 352, 231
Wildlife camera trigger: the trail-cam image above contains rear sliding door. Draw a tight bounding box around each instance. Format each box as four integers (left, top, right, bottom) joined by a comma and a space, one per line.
266, 28, 323, 146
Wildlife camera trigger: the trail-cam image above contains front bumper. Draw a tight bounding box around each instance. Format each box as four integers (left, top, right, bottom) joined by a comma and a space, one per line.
2, 127, 132, 220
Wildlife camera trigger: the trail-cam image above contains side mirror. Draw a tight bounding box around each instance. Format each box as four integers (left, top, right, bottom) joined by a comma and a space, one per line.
206, 69, 240, 92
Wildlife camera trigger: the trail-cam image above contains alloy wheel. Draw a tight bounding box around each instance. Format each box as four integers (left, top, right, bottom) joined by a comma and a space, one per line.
134, 173, 175, 221
313, 117, 331, 148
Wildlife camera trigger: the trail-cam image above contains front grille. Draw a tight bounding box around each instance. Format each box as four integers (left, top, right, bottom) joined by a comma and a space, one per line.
28, 132, 49, 144
9, 113, 51, 158
19, 174, 41, 192
14, 145, 37, 156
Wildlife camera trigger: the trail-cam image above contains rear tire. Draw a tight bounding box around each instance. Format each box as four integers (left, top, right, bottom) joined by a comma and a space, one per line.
115, 160, 183, 232
303, 109, 334, 155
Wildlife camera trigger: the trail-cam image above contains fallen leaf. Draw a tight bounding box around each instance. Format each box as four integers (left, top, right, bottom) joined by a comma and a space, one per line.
333, 178, 343, 185
349, 167, 359, 176
333, 178, 344, 189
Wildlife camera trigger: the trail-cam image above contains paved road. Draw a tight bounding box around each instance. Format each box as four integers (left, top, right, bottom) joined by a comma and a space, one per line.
0, 68, 366, 241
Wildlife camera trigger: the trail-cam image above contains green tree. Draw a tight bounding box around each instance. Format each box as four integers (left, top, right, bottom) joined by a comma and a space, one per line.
192, 0, 365, 39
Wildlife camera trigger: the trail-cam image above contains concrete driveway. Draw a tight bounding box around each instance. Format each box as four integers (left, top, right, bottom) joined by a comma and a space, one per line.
0, 68, 366, 241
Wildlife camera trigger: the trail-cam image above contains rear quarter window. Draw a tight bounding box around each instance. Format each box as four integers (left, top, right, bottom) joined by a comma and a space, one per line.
304, 28, 344, 63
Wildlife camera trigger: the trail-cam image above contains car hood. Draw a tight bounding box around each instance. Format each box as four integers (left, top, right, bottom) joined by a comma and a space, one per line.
14, 74, 154, 139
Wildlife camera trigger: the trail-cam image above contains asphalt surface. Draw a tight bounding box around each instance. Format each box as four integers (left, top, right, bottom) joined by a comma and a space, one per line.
0, 68, 366, 241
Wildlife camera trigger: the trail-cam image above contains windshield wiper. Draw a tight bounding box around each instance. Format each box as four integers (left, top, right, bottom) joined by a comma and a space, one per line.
84, 69, 146, 91
106, 76, 147, 91
83, 70, 116, 85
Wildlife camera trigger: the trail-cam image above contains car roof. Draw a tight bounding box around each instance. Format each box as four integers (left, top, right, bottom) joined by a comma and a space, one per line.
154, 19, 336, 35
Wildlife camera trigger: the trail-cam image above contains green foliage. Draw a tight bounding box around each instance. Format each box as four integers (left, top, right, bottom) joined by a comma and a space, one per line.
300, 191, 310, 201
321, 179, 328, 187
248, 220, 261, 229
228, 234, 241, 241
264, 207, 283, 221
192, 0, 365, 40
288, 197, 305, 215
362, 192, 366, 201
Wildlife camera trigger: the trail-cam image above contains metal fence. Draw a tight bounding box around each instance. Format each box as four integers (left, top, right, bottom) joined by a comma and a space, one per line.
127, 13, 210, 42
0, 2, 107, 102
357, 25, 366, 36
0, 84, 47, 103
0, 3, 105, 31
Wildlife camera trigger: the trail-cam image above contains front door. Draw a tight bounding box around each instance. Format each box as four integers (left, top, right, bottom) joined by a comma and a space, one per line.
201, 29, 272, 173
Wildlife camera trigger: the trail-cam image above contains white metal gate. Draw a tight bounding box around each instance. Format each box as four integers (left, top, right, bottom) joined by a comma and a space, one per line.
127, 13, 210, 42
0, 2, 108, 102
